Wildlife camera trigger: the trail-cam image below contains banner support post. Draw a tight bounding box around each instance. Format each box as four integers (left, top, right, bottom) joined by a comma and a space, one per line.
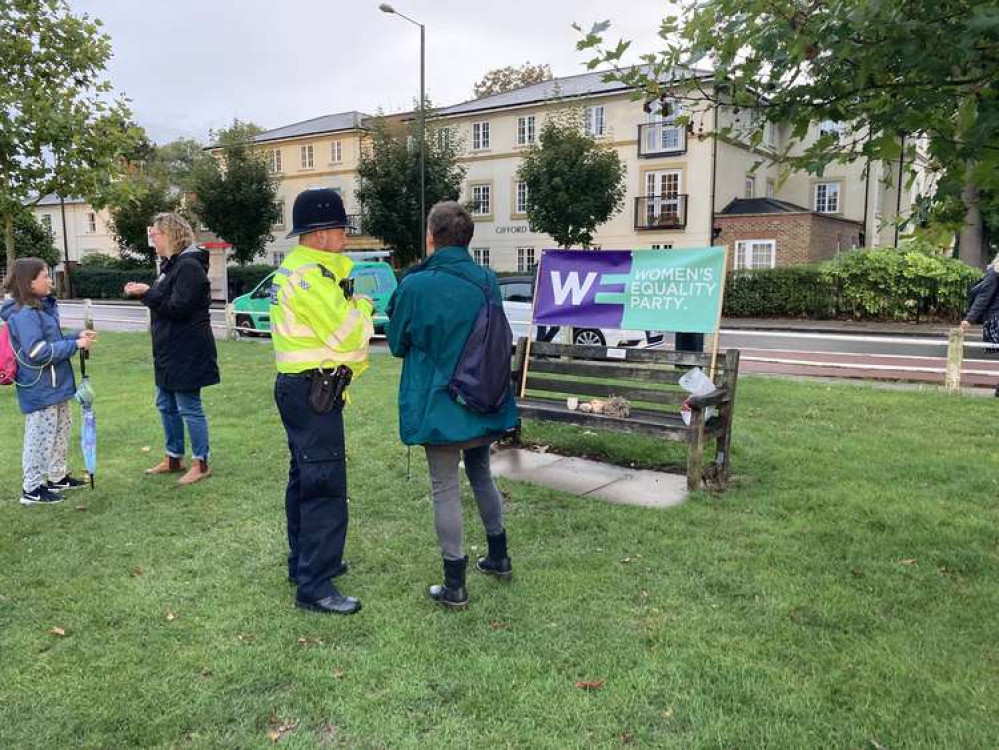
518, 252, 544, 398
708, 245, 729, 381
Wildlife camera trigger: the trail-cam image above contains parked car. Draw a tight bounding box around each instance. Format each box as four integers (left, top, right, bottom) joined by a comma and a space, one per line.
232, 257, 398, 336
498, 275, 661, 347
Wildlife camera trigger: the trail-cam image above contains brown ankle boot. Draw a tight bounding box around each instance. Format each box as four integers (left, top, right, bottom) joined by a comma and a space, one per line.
177, 459, 212, 486
145, 456, 187, 475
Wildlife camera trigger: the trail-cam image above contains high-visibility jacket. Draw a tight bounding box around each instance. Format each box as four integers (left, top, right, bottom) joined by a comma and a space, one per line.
269, 245, 374, 375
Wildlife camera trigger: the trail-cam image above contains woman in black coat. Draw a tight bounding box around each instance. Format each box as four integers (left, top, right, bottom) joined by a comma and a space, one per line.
961, 253, 999, 397
125, 212, 220, 483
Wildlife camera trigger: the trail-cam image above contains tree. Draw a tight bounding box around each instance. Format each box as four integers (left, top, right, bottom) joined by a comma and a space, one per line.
104, 132, 211, 263
0, 0, 137, 274
192, 120, 279, 265
516, 112, 627, 248
13, 211, 59, 267
473, 62, 553, 98
356, 107, 467, 267
576, 1, 999, 265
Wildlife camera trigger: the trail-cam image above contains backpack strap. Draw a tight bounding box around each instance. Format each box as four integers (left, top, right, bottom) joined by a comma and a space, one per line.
429, 266, 492, 302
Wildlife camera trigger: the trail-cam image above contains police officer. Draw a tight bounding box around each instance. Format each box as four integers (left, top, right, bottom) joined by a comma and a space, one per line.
270, 188, 374, 615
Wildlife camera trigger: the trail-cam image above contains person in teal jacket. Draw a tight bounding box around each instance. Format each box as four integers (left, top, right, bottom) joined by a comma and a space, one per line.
387, 200, 518, 609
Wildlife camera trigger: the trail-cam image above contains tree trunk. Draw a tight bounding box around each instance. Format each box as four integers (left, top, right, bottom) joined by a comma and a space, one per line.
958, 168, 985, 268
3, 213, 14, 277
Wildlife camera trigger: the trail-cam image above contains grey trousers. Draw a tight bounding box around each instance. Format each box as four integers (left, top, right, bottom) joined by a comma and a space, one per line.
23, 401, 71, 491
424, 443, 505, 561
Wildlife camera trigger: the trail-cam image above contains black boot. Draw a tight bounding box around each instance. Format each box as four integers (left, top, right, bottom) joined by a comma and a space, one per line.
428, 556, 469, 609
476, 531, 512, 579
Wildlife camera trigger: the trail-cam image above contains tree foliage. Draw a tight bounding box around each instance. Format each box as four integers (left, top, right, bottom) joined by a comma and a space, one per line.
516, 112, 627, 248
576, 1, 999, 264
0, 0, 137, 272
473, 62, 553, 98
13, 211, 59, 267
192, 120, 279, 265
356, 106, 467, 267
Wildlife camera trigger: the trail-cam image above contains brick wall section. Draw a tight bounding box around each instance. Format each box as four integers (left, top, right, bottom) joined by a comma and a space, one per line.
714, 212, 863, 269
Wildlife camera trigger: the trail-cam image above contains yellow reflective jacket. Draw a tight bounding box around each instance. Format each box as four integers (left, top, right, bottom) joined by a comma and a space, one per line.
269, 245, 374, 375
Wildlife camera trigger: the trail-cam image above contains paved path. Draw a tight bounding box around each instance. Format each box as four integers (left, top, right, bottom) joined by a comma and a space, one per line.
489, 448, 687, 509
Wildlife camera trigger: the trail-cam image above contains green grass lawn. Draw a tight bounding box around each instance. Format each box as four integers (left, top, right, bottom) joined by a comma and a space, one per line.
1, 333, 997, 749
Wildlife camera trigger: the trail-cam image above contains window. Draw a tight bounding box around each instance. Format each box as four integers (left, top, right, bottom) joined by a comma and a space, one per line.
650, 243, 674, 250
268, 149, 282, 173
517, 247, 536, 272
765, 121, 779, 149
818, 120, 844, 139
644, 99, 684, 153
300, 144, 314, 169
437, 127, 455, 150
472, 247, 490, 267
40, 214, 53, 233
735, 240, 776, 270
86, 212, 97, 234
471, 184, 491, 216
584, 105, 606, 136
272, 252, 286, 266
500, 281, 533, 303
472, 121, 490, 150
766, 179, 776, 198
873, 180, 883, 216
331, 140, 342, 163
517, 115, 536, 146
814, 182, 841, 213
274, 200, 285, 228
744, 176, 755, 199
515, 181, 529, 215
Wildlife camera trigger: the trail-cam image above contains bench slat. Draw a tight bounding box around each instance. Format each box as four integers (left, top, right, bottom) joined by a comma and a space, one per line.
528, 358, 686, 384
529, 340, 722, 368
518, 399, 726, 440
525, 376, 688, 405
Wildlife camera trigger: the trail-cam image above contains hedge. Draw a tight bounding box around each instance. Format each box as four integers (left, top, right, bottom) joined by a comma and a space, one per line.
724, 266, 836, 318
72, 268, 157, 300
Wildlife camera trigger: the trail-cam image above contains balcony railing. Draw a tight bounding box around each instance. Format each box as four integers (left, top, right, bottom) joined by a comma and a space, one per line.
347, 213, 363, 236
637, 123, 687, 157
634, 195, 688, 230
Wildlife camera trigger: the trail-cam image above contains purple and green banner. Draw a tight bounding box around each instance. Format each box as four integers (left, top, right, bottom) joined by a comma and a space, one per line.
533, 248, 726, 333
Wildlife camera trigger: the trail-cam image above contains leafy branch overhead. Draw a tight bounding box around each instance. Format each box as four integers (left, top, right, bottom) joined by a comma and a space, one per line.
576, 2, 999, 264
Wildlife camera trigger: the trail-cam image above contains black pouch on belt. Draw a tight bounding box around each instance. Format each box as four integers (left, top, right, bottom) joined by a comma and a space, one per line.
308, 365, 353, 413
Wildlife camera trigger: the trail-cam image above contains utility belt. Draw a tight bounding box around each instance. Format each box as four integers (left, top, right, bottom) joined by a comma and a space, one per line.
281, 365, 353, 413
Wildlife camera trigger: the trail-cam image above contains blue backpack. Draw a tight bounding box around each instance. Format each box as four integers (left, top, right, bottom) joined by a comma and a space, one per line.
434, 267, 513, 414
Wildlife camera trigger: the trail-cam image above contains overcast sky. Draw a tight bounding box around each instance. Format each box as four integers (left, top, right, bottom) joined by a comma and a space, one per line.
68, 0, 673, 144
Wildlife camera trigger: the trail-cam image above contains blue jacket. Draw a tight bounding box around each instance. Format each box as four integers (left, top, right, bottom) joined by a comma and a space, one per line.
387, 246, 518, 446
0, 296, 79, 414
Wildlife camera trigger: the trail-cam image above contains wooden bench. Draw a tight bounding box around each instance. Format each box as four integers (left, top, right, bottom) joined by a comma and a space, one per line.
509, 339, 741, 491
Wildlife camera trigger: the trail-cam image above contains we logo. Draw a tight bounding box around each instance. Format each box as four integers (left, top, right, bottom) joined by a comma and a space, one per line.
549, 271, 599, 306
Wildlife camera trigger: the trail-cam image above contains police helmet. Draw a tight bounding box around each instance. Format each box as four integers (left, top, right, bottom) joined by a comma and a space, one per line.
286, 188, 349, 239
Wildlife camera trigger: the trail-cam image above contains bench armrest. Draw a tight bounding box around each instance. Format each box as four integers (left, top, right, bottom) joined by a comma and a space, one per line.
686, 388, 729, 410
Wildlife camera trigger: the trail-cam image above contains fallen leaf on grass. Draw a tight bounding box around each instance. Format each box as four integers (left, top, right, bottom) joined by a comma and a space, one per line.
536, 444, 550, 454
267, 716, 299, 743
141, 446, 151, 453
236, 633, 255, 643
165, 611, 177, 621
620, 730, 635, 745
49, 626, 66, 637
199, 667, 213, 678
619, 557, 633, 564
74, 505, 86, 511
574, 680, 604, 690
899, 558, 918, 566
662, 707, 675, 720
297, 636, 324, 647
489, 621, 509, 630
130, 566, 144, 577
332, 669, 344, 680
639, 590, 649, 599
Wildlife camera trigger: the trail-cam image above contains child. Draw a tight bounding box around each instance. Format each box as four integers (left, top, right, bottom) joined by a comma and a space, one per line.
1, 258, 96, 505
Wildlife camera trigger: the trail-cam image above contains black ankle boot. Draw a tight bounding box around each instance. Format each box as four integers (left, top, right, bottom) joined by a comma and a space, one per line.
476, 531, 512, 578
428, 556, 469, 609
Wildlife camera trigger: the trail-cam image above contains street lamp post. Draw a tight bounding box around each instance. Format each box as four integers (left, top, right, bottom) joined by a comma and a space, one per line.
379, 3, 426, 258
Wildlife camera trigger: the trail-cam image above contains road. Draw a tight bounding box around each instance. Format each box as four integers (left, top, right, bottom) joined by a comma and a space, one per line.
58, 302, 999, 389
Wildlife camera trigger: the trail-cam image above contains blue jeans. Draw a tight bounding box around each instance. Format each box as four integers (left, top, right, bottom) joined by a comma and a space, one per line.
155, 387, 210, 461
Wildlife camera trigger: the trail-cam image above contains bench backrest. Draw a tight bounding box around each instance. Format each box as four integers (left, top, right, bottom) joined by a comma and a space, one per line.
511, 339, 739, 413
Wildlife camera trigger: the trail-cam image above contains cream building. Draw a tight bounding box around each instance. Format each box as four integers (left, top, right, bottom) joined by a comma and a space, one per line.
27, 194, 117, 265
249, 69, 931, 271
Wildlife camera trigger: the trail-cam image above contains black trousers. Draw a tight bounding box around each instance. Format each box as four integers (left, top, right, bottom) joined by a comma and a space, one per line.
275, 373, 349, 602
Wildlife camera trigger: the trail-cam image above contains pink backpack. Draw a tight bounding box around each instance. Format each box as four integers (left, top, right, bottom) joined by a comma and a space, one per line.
0, 323, 16, 385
